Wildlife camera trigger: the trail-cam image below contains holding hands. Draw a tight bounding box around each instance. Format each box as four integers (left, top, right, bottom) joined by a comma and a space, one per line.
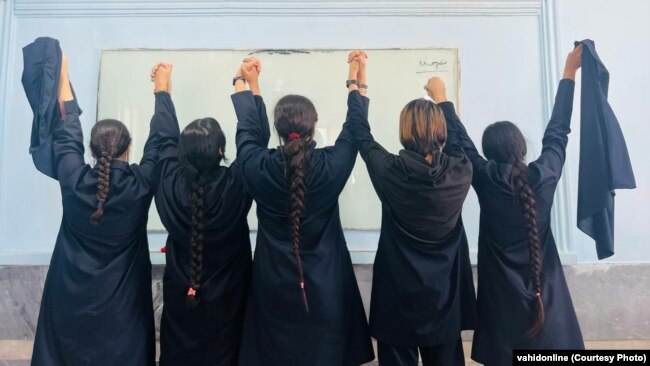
230, 51, 370, 96
151, 62, 173, 94
234, 57, 262, 95
347, 50, 368, 94
240, 57, 261, 83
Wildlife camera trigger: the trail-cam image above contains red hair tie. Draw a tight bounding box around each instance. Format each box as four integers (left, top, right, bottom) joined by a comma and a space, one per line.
287, 132, 301, 141
187, 287, 197, 297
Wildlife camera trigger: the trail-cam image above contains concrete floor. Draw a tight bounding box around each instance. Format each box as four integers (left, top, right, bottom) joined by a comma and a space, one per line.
2, 340, 650, 365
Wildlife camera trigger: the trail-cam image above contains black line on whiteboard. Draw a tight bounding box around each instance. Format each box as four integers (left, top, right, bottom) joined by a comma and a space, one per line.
248, 49, 311, 55
416, 70, 450, 74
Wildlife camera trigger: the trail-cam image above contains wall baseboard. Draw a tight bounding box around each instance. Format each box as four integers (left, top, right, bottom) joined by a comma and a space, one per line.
1, 264, 648, 342
2, 339, 650, 363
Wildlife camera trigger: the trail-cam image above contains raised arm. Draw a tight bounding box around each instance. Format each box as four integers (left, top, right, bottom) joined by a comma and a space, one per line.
148, 63, 181, 164
316, 51, 369, 189
347, 50, 395, 182
233, 57, 270, 164
53, 54, 86, 184
245, 59, 272, 146
534, 45, 582, 179
133, 63, 177, 187
427, 77, 486, 169
253, 94, 271, 146
428, 79, 465, 159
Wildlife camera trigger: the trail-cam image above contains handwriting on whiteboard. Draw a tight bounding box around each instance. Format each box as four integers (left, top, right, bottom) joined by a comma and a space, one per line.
417, 59, 449, 73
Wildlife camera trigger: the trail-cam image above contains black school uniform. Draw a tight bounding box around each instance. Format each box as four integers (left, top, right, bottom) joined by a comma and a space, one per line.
443, 79, 584, 366
232, 90, 375, 366
30, 97, 164, 366
152, 92, 253, 366
347, 92, 476, 366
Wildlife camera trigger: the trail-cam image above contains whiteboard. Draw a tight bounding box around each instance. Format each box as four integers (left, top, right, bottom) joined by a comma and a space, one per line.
97, 49, 460, 231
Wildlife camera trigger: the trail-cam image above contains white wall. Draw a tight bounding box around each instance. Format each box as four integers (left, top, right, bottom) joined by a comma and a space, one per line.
557, 0, 650, 263
0, 0, 647, 264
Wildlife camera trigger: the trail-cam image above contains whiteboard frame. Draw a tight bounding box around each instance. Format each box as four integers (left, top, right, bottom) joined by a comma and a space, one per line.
96, 47, 461, 122
96, 47, 462, 232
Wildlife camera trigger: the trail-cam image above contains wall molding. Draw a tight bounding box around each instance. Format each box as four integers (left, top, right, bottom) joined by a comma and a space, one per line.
539, 0, 575, 257
0, 0, 15, 247
13, 0, 541, 18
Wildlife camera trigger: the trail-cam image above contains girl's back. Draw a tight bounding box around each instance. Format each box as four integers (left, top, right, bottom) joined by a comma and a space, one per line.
232, 58, 374, 365
157, 161, 251, 273
470, 159, 583, 365
473, 159, 559, 248
443, 69, 585, 364
243, 143, 355, 244
60, 159, 156, 245
152, 88, 253, 366
348, 76, 476, 355
30, 54, 163, 366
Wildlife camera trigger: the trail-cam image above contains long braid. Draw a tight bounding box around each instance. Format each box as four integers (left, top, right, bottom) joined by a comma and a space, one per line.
512, 161, 544, 336
186, 178, 205, 308
178, 118, 225, 308
284, 137, 309, 313
90, 151, 112, 224
88, 119, 131, 225
273, 94, 317, 313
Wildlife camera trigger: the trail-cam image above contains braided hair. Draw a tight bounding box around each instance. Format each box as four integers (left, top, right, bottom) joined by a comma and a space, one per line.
274, 95, 318, 313
89, 119, 132, 224
482, 121, 544, 336
179, 118, 226, 308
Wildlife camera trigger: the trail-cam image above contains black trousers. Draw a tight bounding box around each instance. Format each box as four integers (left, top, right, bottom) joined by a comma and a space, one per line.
377, 339, 465, 366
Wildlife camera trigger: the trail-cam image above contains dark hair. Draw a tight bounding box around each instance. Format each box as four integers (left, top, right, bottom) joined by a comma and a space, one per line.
179, 117, 226, 308
274, 94, 318, 313
89, 119, 132, 224
482, 121, 544, 336
399, 99, 447, 157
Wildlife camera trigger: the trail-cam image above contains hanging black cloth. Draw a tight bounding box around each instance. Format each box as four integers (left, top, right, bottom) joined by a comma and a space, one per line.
22, 37, 64, 179
576, 39, 636, 259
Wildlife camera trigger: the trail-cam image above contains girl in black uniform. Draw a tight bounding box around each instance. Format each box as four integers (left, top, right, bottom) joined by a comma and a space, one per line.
232, 55, 375, 366
436, 46, 585, 366
347, 51, 476, 366
150, 63, 253, 366
30, 54, 167, 366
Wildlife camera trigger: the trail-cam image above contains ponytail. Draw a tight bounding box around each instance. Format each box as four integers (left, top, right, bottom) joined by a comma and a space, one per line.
90, 152, 112, 224
512, 162, 544, 336
283, 135, 309, 313
186, 179, 206, 308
